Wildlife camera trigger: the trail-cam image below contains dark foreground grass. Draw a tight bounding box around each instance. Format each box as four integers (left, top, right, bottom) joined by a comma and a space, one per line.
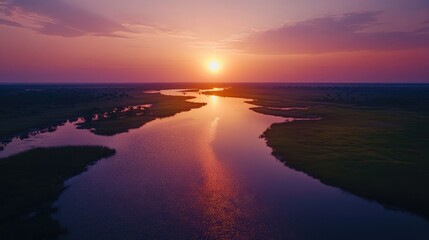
263, 106, 429, 219
0, 146, 116, 240
209, 84, 429, 219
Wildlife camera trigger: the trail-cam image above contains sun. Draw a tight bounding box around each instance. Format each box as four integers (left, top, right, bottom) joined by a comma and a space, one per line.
207, 60, 221, 74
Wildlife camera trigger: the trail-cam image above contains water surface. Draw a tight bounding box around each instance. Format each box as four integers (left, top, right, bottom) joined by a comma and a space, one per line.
1, 89, 428, 239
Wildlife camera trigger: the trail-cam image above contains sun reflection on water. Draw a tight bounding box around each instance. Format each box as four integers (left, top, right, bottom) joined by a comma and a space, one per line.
193, 109, 259, 239
210, 95, 218, 107
196, 116, 239, 238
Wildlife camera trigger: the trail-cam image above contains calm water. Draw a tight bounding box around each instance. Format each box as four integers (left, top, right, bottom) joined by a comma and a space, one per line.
1, 89, 428, 239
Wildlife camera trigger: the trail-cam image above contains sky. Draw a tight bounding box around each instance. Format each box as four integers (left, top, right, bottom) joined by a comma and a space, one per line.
1, 0, 429, 83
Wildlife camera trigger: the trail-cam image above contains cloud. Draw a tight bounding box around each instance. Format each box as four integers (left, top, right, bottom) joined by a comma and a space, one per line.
0, 17, 22, 27
0, 0, 193, 39
123, 23, 197, 39
0, 0, 130, 37
233, 11, 429, 54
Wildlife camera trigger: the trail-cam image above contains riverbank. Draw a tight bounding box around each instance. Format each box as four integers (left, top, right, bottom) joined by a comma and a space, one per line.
0, 84, 207, 148
207, 84, 429, 219
78, 93, 205, 136
0, 146, 116, 239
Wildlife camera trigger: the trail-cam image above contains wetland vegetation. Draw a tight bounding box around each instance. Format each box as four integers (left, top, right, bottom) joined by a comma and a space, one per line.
1, 83, 428, 239
0, 84, 207, 148
0, 146, 116, 240
208, 83, 429, 219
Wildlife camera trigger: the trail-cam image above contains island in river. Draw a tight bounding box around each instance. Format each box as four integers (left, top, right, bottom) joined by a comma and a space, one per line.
0, 83, 208, 148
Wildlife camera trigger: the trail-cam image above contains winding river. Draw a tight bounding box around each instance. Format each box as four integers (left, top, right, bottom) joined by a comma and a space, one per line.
1, 89, 428, 239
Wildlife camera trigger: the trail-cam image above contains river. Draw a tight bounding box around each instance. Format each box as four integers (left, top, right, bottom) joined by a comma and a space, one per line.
1, 89, 428, 239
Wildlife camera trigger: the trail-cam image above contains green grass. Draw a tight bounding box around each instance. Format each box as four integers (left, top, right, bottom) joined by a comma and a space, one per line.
263, 106, 429, 218
78, 93, 205, 136
0, 146, 116, 240
0, 85, 205, 145
209, 85, 429, 219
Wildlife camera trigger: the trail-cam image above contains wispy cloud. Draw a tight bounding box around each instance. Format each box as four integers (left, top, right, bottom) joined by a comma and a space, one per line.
0, 0, 200, 39
232, 11, 429, 55
123, 23, 197, 39
188, 33, 250, 53
0, 17, 21, 27
0, 0, 130, 37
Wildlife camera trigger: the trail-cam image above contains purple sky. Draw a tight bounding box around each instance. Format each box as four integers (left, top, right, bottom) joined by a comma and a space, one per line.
1, 0, 429, 82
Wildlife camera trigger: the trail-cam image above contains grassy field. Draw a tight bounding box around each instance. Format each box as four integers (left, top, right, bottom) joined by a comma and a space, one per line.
0, 84, 207, 147
208, 84, 429, 219
78, 93, 205, 135
0, 146, 116, 240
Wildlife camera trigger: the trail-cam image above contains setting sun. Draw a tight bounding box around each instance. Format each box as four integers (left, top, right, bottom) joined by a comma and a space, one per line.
207, 60, 221, 74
